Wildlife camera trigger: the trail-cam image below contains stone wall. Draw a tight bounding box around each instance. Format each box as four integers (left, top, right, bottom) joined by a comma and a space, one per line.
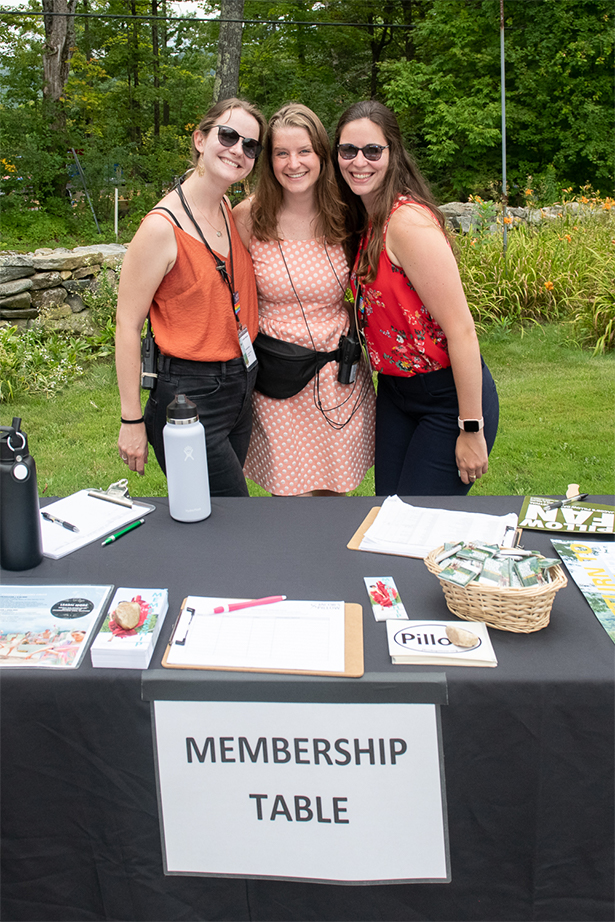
440, 200, 602, 233
0, 244, 126, 332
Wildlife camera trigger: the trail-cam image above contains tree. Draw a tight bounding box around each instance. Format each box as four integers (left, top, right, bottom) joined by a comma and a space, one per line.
381, 0, 614, 199
213, 0, 244, 101
42, 0, 77, 103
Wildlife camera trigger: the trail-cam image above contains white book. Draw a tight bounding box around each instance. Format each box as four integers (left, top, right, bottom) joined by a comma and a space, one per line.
91, 587, 168, 669
386, 619, 498, 668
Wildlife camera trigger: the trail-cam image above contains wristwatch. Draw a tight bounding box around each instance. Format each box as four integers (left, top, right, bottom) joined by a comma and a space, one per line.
458, 417, 484, 432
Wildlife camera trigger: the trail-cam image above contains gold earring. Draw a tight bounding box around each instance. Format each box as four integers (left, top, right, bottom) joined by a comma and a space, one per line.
197, 156, 205, 178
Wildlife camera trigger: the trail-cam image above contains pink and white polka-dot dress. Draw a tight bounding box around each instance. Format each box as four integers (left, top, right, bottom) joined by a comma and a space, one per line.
244, 238, 375, 495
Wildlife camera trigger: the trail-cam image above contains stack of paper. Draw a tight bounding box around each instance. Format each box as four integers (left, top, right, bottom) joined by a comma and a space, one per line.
91, 587, 169, 669
386, 619, 497, 668
358, 495, 518, 559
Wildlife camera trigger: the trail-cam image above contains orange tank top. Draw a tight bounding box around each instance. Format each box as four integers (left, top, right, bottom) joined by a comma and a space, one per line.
149, 205, 258, 362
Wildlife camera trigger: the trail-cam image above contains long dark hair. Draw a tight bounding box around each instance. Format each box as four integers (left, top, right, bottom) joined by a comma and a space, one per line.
250, 103, 347, 245
333, 100, 446, 283
190, 97, 266, 168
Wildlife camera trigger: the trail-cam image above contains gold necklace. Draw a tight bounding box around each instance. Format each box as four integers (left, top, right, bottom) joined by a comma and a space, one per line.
189, 193, 224, 238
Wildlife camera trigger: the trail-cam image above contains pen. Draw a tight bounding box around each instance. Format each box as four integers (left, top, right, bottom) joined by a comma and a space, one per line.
101, 518, 145, 546
42, 512, 79, 533
212, 595, 286, 614
546, 493, 589, 510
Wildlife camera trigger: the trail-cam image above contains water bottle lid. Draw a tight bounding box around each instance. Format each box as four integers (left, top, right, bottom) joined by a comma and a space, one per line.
166, 394, 199, 424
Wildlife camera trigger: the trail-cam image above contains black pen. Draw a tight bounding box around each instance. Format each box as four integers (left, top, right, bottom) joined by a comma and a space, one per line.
42, 512, 80, 532
546, 493, 589, 510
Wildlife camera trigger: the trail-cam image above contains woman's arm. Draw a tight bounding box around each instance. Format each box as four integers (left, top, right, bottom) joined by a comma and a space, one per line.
386, 205, 488, 486
115, 216, 177, 475
232, 196, 253, 250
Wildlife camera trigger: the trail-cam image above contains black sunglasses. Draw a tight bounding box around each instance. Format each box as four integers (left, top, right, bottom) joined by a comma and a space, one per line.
214, 125, 262, 160
337, 143, 389, 162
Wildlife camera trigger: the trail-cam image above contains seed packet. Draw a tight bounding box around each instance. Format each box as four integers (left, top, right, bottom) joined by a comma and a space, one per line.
478, 557, 512, 588
434, 543, 464, 565
439, 561, 480, 587
457, 546, 494, 563
364, 577, 408, 621
514, 557, 545, 587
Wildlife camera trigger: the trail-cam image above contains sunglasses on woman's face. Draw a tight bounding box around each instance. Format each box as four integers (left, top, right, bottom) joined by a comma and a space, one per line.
337, 143, 389, 162
214, 125, 262, 160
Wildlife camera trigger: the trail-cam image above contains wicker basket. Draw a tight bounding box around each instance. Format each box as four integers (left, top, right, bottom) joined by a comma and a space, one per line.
424, 546, 568, 633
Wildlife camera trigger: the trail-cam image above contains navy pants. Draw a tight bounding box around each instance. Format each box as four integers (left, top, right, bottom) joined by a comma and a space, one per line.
374, 359, 499, 496
144, 355, 257, 497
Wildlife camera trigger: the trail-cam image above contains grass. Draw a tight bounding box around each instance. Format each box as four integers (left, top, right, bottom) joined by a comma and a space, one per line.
2, 324, 613, 500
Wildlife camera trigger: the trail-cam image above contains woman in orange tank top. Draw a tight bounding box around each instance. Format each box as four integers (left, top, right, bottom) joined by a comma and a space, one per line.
335, 101, 499, 496
115, 98, 265, 496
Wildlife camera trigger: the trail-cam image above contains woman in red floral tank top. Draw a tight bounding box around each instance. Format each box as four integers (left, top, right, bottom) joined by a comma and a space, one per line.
334, 100, 499, 496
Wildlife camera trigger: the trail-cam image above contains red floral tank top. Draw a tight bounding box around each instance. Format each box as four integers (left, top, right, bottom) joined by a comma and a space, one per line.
351, 195, 450, 377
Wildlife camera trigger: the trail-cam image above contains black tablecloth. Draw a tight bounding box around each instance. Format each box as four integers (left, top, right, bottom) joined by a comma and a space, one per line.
2, 495, 614, 922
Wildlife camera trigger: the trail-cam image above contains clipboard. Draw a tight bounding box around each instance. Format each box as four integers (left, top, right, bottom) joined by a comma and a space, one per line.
347, 506, 381, 551
41, 490, 155, 559
161, 599, 364, 678
347, 505, 522, 557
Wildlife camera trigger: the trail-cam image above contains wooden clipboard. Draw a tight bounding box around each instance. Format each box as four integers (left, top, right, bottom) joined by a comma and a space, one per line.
347, 506, 381, 551
161, 600, 364, 678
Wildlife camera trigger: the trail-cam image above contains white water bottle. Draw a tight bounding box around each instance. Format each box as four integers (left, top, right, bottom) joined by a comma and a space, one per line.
163, 394, 211, 522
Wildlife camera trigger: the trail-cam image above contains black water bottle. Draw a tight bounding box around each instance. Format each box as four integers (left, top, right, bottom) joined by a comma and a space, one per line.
0, 418, 43, 570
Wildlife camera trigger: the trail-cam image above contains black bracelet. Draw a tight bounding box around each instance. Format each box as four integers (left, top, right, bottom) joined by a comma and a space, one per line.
121, 416, 145, 425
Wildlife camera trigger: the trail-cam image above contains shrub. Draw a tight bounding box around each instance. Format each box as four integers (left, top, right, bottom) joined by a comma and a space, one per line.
457, 201, 614, 351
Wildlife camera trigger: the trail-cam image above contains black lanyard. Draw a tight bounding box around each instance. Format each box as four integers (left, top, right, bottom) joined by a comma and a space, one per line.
175, 180, 241, 325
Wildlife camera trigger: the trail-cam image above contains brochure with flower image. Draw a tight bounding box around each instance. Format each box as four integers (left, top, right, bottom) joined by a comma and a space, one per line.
91, 587, 168, 669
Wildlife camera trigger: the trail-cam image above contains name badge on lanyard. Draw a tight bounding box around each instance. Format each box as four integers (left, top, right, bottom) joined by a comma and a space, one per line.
238, 324, 257, 370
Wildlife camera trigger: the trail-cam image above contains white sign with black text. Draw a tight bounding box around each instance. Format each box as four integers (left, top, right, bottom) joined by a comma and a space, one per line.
153, 700, 449, 883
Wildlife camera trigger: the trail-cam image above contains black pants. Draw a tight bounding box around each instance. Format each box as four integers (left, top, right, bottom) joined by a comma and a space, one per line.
374, 359, 499, 496
144, 355, 257, 497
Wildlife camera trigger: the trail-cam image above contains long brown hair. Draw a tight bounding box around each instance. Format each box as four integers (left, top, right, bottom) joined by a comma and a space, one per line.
333, 100, 446, 283
190, 97, 266, 167
251, 103, 347, 245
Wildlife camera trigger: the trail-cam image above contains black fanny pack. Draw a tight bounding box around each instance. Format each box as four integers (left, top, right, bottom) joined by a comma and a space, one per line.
253, 332, 340, 399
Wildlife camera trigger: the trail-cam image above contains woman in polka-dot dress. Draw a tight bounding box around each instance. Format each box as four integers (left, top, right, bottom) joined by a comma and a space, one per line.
234, 104, 375, 496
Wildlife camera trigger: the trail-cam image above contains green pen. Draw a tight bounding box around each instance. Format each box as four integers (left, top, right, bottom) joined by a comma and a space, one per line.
101, 518, 145, 546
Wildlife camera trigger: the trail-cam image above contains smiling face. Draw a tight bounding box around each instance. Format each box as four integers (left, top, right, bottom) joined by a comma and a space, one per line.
271, 126, 321, 197
194, 107, 261, 187
337, 117, 390, 208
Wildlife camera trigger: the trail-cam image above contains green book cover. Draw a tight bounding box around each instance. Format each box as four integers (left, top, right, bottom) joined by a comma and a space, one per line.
518, 496, 614, 535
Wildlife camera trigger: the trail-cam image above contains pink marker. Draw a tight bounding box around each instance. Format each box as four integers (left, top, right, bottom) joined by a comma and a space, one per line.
212, 595, 286, 614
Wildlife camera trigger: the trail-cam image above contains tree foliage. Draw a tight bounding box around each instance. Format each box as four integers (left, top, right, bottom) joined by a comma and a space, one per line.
0, 0, 612, 231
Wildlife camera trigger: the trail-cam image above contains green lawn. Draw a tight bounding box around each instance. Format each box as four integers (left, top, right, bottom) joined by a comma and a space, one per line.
2, 323, 613, 499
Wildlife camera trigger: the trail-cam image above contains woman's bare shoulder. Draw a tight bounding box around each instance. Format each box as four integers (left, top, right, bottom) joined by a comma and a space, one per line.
232, 196, 254, 248
389, 200, 439, 231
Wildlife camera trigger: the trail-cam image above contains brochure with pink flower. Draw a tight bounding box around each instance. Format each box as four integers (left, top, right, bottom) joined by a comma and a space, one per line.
91, 587, 168, 669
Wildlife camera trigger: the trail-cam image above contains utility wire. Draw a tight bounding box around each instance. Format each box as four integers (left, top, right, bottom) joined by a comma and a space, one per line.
0, 9, 413, 26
